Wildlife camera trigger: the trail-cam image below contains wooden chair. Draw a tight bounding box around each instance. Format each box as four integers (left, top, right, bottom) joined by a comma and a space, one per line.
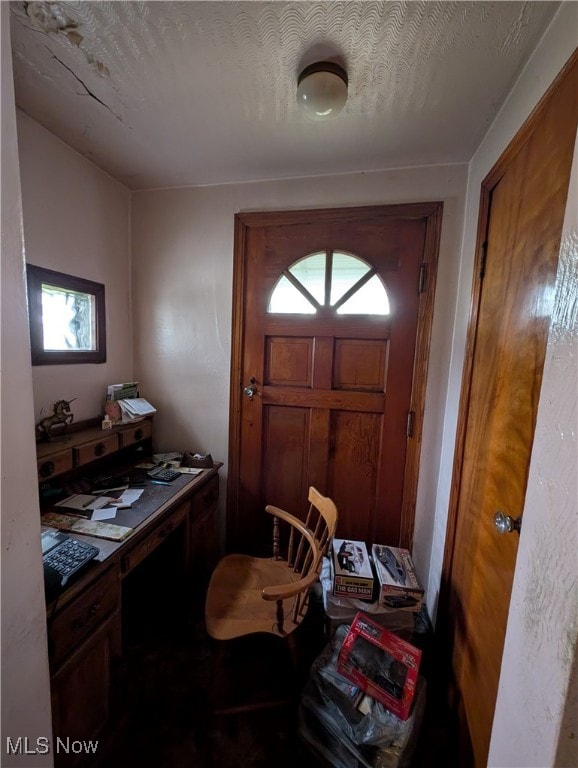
204, 486, 338, 713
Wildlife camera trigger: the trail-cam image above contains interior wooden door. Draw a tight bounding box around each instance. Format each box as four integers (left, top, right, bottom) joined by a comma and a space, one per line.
228, 203, 442, 554
442, 53, 578, 767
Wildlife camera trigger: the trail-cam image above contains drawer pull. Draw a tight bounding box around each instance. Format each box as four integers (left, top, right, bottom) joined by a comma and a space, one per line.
94, 443, 107, 457
134, 428, 143, 441
39, 460, 56, 478
72, 602, 101, 630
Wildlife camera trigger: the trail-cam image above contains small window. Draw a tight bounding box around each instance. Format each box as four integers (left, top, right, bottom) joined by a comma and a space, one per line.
26, 265, 106, 365
268, 251, 389, 315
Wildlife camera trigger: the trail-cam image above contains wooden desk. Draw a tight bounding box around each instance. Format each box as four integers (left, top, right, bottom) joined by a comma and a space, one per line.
39, 431, 220, 767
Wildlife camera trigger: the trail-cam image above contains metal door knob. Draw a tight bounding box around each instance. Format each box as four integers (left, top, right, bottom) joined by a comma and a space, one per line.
243, 377, 258, 398
494, 510, 522, 535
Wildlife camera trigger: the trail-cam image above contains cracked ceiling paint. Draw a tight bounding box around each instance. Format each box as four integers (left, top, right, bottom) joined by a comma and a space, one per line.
9, 0, 560, 189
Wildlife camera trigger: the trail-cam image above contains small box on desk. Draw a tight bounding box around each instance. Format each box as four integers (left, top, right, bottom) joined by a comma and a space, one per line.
332, 539, 373, 600
337, 611, 422, 720
372, 544, 424, 612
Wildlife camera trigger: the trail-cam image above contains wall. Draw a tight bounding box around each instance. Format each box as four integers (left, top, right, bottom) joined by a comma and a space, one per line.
0, 4, 53, 765
131, 163, 468, 571
426, 1, 578, 623
17, 112, 132, 424
440, 3, 578, 765
488, 132, 578, 767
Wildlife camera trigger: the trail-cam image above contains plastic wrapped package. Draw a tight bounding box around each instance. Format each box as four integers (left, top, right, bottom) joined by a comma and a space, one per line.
298, 625, 426, 768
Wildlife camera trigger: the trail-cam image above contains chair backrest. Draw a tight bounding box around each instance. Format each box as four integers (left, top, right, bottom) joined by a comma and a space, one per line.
263, 486, 338, 631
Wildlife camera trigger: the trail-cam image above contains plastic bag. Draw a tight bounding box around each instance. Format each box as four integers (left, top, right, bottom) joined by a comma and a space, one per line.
299, 624, 426, 768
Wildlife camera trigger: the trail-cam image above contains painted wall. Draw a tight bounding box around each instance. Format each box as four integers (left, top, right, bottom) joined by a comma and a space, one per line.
17, 112, 132, 425
130, 163, 468, 570
0, 4, 53, 765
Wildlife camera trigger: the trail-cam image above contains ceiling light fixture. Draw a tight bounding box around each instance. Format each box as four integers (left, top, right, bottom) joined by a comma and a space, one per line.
297, 61, 348, 120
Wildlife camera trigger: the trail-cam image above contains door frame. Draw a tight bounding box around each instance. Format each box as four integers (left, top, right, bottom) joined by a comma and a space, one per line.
438, 49, 578, 742
227, 202, 443, 551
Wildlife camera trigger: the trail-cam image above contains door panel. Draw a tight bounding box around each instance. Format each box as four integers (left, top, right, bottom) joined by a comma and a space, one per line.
328, 410, 381, 542
229, 204, 442, 554
266, 337, 312, 386
334, 339, 388, 390
443, 53, 578, 767
262, 405, 310, 525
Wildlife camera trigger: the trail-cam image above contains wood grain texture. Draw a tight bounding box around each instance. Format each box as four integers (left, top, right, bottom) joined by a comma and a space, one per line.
206, 487, 337, 640
441, 51, 578, 767
228, 203, 442, 552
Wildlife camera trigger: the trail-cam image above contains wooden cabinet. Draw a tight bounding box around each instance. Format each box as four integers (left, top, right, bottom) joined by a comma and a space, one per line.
50, 611, 121, 768
39, 420, 220, 767
36, 418, 153, 482
120, 501, 190, 575
189, 474, 220, 607
49, 566, 119, 669
117, 420, 152, 449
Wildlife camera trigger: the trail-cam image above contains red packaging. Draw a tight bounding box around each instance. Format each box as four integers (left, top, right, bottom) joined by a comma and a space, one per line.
337, 611, 422, 720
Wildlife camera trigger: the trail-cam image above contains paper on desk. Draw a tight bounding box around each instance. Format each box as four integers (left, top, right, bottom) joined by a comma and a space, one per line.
92, 507, 117, 521
118, 398, 156, 423
93, 489, 144, 520
55, 494, 116, 511
116, 489, 144, 504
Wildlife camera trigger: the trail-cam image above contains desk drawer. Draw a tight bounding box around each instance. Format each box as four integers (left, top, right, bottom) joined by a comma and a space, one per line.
118, 420, 152, 448
49, 566, 119, 669
37, 449, 74, 481
74, 434, 119, 466
121, 502, 190, 574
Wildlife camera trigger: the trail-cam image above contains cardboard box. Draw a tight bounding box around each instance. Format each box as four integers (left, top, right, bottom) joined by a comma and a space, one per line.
372, 544, 424, 611
332, 539, 373, 600
337, 612, 422, 720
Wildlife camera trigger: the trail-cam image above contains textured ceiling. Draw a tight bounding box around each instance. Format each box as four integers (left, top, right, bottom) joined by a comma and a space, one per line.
10, 1, 559, 189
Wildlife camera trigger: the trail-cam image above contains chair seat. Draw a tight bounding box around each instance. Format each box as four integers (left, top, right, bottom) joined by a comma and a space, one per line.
205, 553, 304, 640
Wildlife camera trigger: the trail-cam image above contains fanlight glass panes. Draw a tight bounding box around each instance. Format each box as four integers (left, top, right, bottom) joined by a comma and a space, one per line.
41, 283, 96, 350
330, 252, 371, 306
337, 275, 390, 315
268, 251, 390, 315
288, 253, 325, 305
267, 275, 316, 314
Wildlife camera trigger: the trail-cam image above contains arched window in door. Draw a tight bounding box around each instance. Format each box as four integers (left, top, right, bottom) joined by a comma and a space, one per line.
267, 251, 390, 315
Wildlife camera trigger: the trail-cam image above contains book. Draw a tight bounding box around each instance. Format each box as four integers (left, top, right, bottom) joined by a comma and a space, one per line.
42, 512, 133, 542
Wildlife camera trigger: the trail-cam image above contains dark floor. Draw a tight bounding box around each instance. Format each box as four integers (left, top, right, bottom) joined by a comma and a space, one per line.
99, 598, 454, 768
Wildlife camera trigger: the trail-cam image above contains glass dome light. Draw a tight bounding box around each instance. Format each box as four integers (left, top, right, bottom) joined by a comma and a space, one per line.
297, 62, 348, 120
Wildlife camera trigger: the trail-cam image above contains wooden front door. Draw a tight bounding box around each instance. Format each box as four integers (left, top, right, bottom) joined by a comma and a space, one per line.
442, 53, 578, 766
228, 203, 442, 554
